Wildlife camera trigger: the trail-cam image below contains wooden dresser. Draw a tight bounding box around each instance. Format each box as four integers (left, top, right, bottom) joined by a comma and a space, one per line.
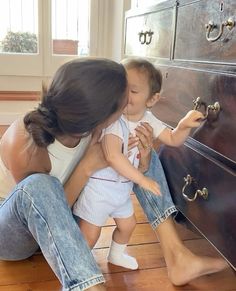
124, 0, 236, 270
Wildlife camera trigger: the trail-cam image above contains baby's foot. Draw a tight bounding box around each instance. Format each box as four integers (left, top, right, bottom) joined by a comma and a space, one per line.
108, 252, 138, 270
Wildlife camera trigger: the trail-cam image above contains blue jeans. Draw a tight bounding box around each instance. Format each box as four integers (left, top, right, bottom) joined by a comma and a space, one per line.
0, 151, 176, 290
0, 174, 104, 291
133, 150, 177, 229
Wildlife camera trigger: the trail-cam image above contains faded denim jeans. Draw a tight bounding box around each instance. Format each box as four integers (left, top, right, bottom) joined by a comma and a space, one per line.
0, 174, 104, 291
0, 150, 176, 290
133, 150, 177, 229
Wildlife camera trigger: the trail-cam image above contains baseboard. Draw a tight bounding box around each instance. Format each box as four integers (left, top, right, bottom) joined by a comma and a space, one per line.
0, 91, 41, 101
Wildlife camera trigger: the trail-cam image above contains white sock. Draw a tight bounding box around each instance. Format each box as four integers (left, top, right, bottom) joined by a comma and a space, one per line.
107, 240, 138, 270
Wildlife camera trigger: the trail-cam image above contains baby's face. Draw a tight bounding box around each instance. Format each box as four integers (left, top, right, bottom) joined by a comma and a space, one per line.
124, 68, 150, 119
96, 87, 129, 130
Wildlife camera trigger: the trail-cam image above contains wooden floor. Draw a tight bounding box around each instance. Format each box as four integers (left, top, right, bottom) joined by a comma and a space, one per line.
0, 194, 236, 291
0, 125, 236, 290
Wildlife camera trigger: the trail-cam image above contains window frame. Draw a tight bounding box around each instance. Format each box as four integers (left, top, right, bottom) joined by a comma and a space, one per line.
0, 0, 104, 77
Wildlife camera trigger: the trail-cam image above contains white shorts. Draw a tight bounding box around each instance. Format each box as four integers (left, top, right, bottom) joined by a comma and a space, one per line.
73, 177, 134, 226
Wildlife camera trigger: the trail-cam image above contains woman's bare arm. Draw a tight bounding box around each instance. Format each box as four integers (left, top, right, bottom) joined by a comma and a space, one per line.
64, 141, 108, 206
0, 119, 50, 183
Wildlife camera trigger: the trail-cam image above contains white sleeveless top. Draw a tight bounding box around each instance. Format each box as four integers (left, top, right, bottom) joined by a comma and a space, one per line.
0, 136, 91, 202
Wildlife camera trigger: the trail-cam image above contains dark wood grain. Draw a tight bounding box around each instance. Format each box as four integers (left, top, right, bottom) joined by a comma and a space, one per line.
124, 0, 236, 272
175, 0, 236, 63
159, 144, 236, 269
125, 4, 175, 58
152, 67, 236, 162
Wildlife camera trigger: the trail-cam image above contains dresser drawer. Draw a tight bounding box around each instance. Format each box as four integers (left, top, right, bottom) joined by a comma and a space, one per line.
174, 0, 236, 63
124, 2, 175, 58
159, 143, 236, 269
151, 65, 236, 162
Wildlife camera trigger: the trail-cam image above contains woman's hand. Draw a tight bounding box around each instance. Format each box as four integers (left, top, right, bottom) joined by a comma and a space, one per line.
129, 122, 154, 173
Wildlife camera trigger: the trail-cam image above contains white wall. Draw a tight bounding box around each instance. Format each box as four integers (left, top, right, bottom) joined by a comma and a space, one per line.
108, 0, 131, 62
0, 101, 39, 125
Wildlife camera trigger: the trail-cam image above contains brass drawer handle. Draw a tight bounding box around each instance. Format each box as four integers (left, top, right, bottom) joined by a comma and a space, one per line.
145, 30, 154, 45
138, 30, 154, 45
205, 18, 234, 42
138, 31, 146, 44
182, 174, 208, 202
193, 97, 220, 120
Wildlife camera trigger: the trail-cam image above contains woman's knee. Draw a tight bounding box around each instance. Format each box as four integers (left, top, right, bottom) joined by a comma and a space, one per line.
17, 173, 63, 200
12, 173, 67, 215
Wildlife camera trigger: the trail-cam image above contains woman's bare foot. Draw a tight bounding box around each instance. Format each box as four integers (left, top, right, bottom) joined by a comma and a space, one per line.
167, 248, 228, 286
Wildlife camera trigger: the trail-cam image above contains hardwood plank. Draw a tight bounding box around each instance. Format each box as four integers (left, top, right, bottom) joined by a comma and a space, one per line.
104, 267, 236, 291
0, 256, 56, 285
93, 239, 225, 275
96, 223, 200, 249
1, 237, 233, 289
0, 280, 61, 291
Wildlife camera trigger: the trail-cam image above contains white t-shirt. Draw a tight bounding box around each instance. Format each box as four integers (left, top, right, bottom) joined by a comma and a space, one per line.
92, 111, 166, 181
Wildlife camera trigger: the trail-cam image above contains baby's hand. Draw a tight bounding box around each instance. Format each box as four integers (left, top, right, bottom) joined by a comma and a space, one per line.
139, 176, 161, 195
179, 110, 204, 130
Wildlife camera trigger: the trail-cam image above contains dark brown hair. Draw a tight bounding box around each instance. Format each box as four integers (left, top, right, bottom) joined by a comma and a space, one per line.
121, 58, 162, 97
24, 58, 127, 147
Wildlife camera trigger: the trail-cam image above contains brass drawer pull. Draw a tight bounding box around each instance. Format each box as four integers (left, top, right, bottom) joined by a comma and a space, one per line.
138, 30, 154, 45
193, 97, 220, 120
138, 31, 146, 44
205, 18, 235, 42
182, 174, 208, 202
145, 30, 154, 45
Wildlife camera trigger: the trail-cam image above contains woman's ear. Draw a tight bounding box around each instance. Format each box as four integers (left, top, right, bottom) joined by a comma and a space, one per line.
146, 93, 160, 108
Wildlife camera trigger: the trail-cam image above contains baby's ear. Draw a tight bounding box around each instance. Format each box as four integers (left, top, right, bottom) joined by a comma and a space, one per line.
146, 93, 160, 108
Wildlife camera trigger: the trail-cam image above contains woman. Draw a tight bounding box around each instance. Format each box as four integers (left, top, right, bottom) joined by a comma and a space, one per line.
0, 58, 128, 291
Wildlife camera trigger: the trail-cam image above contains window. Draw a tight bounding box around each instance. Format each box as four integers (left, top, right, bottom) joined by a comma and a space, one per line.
0, 0, 90, 77
0, 0, 38, 54
52, 0, 89, 56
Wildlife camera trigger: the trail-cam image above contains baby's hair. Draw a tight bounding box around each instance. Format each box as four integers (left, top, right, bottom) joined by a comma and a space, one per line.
121, 58, 162, 97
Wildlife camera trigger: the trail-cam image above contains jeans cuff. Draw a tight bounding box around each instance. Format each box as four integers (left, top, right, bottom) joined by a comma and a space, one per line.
151, 206, 178, 230
68, 274, 105, 291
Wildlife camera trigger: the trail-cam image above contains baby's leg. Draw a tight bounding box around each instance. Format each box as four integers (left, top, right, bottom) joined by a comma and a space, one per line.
79, 219, 102, 249
107, 214, 138, 270
113, 214, 136, 244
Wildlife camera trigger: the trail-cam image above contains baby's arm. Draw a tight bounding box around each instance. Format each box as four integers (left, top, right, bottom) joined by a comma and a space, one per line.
158, 110, 204, 147
102, 134, 160, 195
